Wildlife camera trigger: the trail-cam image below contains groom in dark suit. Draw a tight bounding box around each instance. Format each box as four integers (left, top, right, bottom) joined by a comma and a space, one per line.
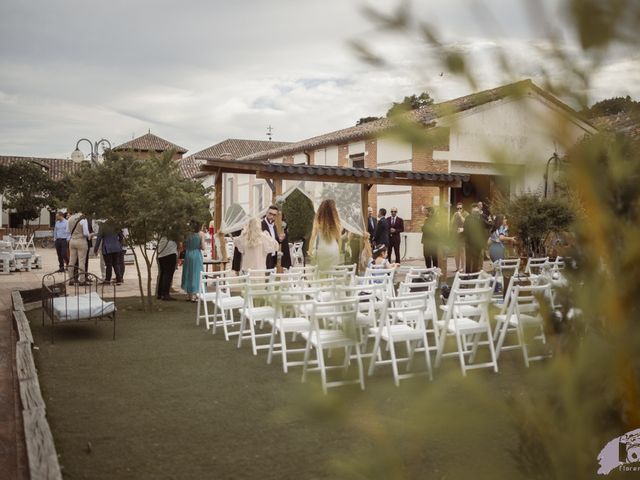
388, 207, 405, 264
262, 204, 287, 269
373, 208, 390, 250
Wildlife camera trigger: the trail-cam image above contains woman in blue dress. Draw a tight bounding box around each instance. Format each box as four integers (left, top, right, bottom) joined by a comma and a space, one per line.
181, 221, 205, 301
488, 214, 516, 262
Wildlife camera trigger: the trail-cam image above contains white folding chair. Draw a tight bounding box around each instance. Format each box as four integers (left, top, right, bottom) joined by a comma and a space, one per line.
237, 278, 278, 355
267, 287, 317, 373
196, 270, 230, 326
290, 241, 305, 267
290, 265, 317, 283
201, 273, 248, 341
397, 279, 440, 353
25, 234, 36, 252
368, 293, 433, 385
301, 297, 365, 394
524, 257, 549, 277
363, 266, 396, 296
435, 279, 497, 376
494, 281, 552, 366
14, 235, 27, 250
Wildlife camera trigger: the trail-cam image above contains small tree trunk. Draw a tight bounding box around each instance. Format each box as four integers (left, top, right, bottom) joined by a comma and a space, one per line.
128, 243, 146, 310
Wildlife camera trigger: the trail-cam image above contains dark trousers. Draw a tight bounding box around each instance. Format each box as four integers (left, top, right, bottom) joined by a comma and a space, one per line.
424, 250, 438, 269
118, 250, 125, 277
103, 252, 123, 282
266, 254, 277, 270
157, 254, 177, 298
55, 239, 68, 269
465, 247, 482, 273
390, 239, 401, 264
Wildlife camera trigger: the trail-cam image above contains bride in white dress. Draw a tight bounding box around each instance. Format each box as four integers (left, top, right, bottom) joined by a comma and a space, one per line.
308, 199, 342, 271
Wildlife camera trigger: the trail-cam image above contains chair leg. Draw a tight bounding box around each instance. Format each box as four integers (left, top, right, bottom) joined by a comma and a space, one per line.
355, 343, 365, 390
236, 314, 246, 349
455, 332, 467, 376
368, 333, 382, 376
302, 338, 312, 383
267, 324, 277, 366
280, 328, 288, 373
317, 347, 328, 394
388, 340, 400, 387
486, 324, 499, 372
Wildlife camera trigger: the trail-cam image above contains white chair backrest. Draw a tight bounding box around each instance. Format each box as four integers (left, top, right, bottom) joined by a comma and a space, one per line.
494, 258, 520, 276
382, 293, 430, 327
525, 257, 549, 275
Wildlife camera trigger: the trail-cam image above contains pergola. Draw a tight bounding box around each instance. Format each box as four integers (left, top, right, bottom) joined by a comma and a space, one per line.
198, 157, 469, 236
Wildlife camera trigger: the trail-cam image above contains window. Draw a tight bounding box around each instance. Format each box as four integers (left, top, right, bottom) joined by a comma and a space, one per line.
254, 184, 264, 212
350, 153, 365, 169
225, 177, 234, 207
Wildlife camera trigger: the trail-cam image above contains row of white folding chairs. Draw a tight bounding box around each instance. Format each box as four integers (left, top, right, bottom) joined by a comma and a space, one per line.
493, 274, 553, 367
195, 268, 441, 392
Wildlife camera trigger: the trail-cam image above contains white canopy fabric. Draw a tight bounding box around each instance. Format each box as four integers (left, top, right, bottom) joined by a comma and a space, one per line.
220, 183, 365, 236
217, 182, 369, 267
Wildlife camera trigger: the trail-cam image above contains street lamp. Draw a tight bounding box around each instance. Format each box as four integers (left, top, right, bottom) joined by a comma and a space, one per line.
71, 138, 112, 165
543, 152, 560, 198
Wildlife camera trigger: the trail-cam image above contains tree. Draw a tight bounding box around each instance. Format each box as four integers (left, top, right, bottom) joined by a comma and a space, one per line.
282, 189, 315, 251
68, 150, 210, 311
0, 161, 57, 229
494, 192, 575, 257
386, 91, 434, 117
584, 95, 640, 118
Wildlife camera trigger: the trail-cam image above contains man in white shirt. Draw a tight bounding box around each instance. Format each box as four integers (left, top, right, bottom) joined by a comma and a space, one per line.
261, 205, 286, 269
67, 211, 91, 283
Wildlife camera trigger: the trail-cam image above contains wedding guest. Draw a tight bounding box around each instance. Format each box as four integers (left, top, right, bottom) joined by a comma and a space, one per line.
156, 236, 178, 301
53, 211, 69, 272
234, 217, 279, 272
181, 221, 205, 302
67, 211, 91, 283
308, 199, 342, 271
93, 223, 124, 285
261, 205, 287, 269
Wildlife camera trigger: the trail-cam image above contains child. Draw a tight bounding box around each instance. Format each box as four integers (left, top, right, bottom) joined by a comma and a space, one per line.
368, 244, 399, 269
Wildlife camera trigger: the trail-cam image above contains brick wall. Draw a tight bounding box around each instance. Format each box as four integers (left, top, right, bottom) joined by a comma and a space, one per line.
364, 139, 377, 211
408, 127, 450, 232
338, 145, 349, 168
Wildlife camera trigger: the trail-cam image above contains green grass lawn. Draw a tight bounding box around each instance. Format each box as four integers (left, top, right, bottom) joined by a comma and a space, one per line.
28, 298, 545, 479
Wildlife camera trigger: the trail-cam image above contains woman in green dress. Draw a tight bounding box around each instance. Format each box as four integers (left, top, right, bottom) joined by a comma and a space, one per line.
181, 221, 205, 301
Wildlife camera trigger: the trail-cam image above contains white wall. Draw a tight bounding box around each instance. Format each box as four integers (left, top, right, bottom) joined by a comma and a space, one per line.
377, 138, 413, 170
434, 93, 594, 197
314, 146, 338, 166
376, 138, 413, 219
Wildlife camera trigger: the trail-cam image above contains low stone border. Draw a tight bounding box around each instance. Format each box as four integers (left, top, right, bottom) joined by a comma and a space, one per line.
11, 289, 62, 480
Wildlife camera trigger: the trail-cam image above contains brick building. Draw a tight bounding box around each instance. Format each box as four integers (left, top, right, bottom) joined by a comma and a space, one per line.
229, 79, 596, 258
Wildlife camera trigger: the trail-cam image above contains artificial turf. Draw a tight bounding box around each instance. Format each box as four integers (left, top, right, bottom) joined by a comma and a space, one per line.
27, 298, 535, 479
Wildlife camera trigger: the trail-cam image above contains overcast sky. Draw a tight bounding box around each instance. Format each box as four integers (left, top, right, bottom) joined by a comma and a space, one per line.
1, 0, 638, 158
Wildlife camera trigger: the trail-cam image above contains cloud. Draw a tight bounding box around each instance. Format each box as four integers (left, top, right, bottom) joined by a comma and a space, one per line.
0, 0, 638, 158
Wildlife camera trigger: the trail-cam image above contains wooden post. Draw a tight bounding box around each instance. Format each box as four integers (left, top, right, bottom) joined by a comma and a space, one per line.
214, 170, 226, 270
271, 178, 284, 272
359, 184, 372, 274
438, 186, 449, 279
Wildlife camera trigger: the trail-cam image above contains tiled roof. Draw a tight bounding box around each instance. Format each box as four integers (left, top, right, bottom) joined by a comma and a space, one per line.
239, 79, 594, 162
592, 112, 640, 139
0, 155, 81, 180
179, 138, 292, 179
113, 133, 188, 154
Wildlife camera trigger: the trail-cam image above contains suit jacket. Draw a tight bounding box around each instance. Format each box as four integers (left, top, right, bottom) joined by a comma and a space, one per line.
373, 217, 390, 247
366, 216, 377, 240
388, 215, 404, 244
261, 218, 291, 269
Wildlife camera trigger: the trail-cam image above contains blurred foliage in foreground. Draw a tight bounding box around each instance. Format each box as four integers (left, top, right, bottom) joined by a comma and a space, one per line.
297, 1, 640, 478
